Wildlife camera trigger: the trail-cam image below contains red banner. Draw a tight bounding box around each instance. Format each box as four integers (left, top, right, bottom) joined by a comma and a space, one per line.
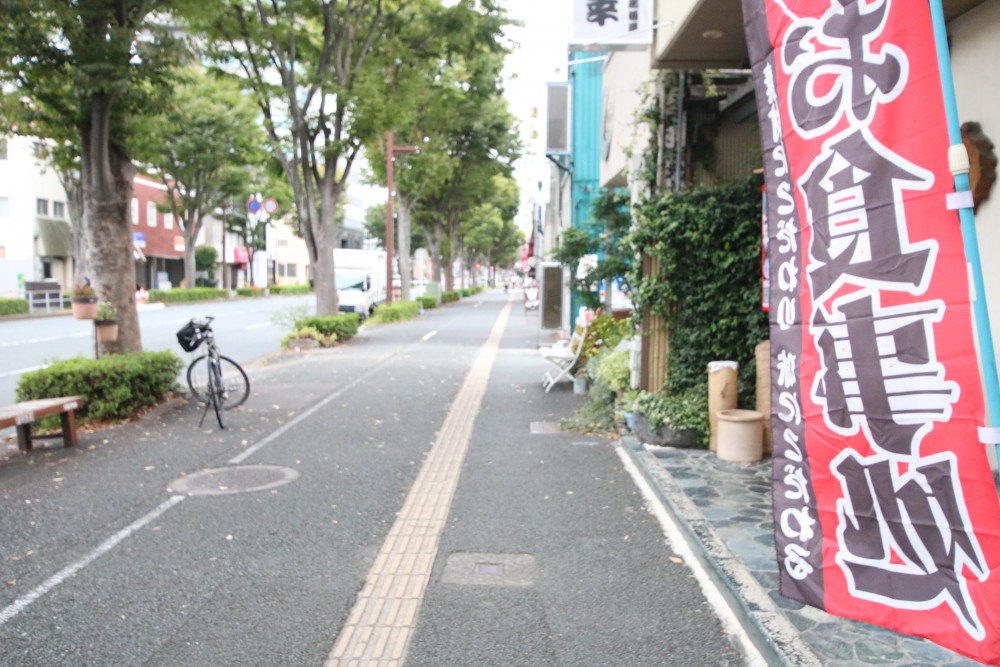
743, 0, 1000, 662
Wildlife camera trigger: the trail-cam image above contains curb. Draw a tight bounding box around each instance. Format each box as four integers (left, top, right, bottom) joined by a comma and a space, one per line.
620, 435, 822, 667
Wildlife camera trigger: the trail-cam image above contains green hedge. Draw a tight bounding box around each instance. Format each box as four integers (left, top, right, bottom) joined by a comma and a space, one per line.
370, 300, 420, 324
16, 351, 183, 423
150, 287, 229, 303
0, 298, 29, 316
236, 287, 267, 297
632, 176, 768, 405
441, 290, 460, 304
270, 284, 313, 295
417, 296, 437, 310
298, 314, 361, 341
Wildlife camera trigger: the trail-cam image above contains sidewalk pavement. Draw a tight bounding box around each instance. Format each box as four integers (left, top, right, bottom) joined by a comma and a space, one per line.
619, 436, 983, 667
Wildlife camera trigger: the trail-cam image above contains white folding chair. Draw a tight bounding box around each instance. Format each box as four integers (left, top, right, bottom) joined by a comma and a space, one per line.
540, 322, 588, 392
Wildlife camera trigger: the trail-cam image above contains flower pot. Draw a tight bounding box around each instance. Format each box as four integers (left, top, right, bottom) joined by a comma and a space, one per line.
716, 409, 764, 462
71, 297, 98, 320
94, 319, 119, 343
573, 375, 588, 394
632, 412, 700, 448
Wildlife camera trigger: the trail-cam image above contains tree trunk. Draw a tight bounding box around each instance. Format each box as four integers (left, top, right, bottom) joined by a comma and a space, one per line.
58, 169, 89, 286
428, 223, 443, 286
82, 109, 141, 354
397, 195, 416, 302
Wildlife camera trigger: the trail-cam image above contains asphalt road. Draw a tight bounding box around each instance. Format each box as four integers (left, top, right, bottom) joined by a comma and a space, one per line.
0, 291, 750, 666
0, 295, 315, 408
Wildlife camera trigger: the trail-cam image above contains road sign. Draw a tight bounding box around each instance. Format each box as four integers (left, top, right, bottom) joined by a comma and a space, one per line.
246, 198, 261, 214
262, 198, 279, 215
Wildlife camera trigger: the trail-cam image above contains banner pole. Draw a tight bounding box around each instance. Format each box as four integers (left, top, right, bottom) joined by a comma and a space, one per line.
928, 0, 1000, 464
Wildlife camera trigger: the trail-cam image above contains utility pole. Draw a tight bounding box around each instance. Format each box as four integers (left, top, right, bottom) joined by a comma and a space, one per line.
385, 130, 417, 304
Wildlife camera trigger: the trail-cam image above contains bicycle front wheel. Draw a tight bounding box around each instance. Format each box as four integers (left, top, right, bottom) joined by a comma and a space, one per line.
187, 355, 251, 409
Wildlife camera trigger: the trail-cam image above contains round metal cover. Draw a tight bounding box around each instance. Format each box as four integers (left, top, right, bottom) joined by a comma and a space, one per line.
168, 465, 299, 496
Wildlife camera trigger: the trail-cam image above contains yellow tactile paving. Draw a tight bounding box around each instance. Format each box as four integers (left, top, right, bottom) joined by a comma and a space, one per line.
326, 300, 512, 667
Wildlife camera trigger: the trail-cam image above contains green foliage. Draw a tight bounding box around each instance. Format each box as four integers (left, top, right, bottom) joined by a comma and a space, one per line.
150, 288, 228, 303
634, 387, 709, 447
281, 326, 334, 348
370, 301, 421, 324
0, 298, 29, 316
95, 302, 119, 321
580, 314, 632, 367
195, 245, 218, 272
631, 177, 768, 405
16, 352, 183, 424
298, 314, 361, 341
236, 287, 267, 297
590, 348, 631, 395
269, 284, 313, 295
441, 290, 460, 304
418, 296, 438, 310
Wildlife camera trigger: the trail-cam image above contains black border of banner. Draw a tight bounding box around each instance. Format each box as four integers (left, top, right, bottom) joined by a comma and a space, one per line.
742, 0, 825, 609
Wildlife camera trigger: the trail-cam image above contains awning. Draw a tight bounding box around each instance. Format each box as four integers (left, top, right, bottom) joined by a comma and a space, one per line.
36, 219, 73, 258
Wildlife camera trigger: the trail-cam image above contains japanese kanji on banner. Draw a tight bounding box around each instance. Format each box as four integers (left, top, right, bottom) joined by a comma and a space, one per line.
742, 0, 1000, 662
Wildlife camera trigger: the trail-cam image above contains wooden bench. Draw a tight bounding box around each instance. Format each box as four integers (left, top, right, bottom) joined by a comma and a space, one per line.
0, 397, 84, 452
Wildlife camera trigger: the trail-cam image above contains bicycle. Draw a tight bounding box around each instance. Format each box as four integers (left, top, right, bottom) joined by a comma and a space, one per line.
176, 317, 250, 429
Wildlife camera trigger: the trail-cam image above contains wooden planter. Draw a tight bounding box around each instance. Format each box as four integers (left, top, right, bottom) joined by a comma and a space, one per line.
94, 319, 119, 343
71, 297, 98, 320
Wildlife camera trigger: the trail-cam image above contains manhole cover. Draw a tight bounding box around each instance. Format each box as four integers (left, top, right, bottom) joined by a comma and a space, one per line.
441, 552, 537, 587
168, 465, 299, 496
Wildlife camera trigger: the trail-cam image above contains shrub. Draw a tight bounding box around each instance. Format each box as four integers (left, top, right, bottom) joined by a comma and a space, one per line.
16, 352, 183, 424
418, 296, 437, 310
281, 326, 335, 348
591, 348, 631, 395
270, 284, 312, 295
0, 298, 29, 316
370, 300, 420, 324
580, 313, 631, 367
298, 314, 361, 341
236, 287, 266, 297
441, 290, 460, 304
150, 287, 228, 303
634, 387, 709, 447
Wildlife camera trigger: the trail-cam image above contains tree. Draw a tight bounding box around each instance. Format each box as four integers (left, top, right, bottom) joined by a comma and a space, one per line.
0, 1, 197, 353
204, 1, 412, 316
134, 69, 266, 288
363, 203, 426, 253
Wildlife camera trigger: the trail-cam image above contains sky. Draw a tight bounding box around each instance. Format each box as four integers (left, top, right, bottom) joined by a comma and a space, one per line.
501, 0, 570, 235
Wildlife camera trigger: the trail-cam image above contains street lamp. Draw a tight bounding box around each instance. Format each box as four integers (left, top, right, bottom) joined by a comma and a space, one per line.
385, 130, 417, 304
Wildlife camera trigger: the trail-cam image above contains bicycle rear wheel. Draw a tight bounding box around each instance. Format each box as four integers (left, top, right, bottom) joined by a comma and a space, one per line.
187, 355, 251, 409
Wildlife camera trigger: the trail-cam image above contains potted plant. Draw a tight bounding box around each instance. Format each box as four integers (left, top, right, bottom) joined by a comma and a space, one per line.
632, 389, 706, 449
94, 301, 119, 343
70, 283, 98, 319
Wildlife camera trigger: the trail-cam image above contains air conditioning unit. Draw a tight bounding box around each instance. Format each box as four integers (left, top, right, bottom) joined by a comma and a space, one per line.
546, 83, 571, 156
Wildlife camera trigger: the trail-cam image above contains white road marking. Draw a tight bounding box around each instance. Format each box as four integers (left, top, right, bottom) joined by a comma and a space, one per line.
616, 447, 769, 667
245, 322, 273, 331
421, 330, 437, 341
0, 365, 48, 378
0, 495, 186, 627
0, 332, 89, 348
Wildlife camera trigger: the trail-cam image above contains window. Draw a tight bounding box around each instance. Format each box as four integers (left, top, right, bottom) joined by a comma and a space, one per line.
42, 261, 52, 279
278, 263, 298, 278
0, 197, 8, 217
36, 198, 49, 216
131, 198, 139, 225
53, 201, 66, 218
164, 212, 173, 229
147, 202, 157, 227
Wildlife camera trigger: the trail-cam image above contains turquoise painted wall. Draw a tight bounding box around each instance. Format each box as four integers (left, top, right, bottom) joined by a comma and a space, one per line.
570, 51, 606, 321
